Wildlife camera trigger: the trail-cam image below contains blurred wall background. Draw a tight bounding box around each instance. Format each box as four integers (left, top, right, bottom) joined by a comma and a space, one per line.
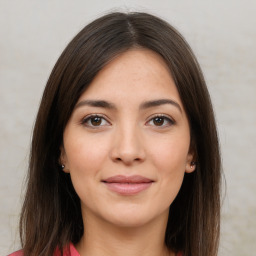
0, 0, 255, 255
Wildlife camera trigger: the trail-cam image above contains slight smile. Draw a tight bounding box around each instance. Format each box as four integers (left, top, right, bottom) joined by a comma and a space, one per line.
102, 175, 154, 195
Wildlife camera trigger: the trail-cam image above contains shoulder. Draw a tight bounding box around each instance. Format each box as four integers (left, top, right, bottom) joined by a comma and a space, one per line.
55, 243, 80, 256
69, 243, 80, 256
8, 243, 79, 256
54, 243, 80, 256
8, 250, 23, 256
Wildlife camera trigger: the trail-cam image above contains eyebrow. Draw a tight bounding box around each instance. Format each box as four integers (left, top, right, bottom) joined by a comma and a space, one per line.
139, 99, 182, 113
75, 100, 116, 110
75, 99, 182, 113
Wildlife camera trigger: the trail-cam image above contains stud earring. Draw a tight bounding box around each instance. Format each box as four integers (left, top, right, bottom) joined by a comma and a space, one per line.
190, 161, 196, 169
61, 164, 65, 169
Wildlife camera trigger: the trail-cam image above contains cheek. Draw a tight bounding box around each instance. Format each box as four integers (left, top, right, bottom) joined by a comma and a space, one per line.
149, 133, 190, 173
64, 132, 110, 173
64, 134, 111, 205
147, 133, 190, 202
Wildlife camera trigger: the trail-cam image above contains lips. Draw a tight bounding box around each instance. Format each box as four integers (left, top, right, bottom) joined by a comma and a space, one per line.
102, 175, 154, 195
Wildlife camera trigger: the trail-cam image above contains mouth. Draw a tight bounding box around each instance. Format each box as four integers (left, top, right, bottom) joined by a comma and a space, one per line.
102, 175, 154, 195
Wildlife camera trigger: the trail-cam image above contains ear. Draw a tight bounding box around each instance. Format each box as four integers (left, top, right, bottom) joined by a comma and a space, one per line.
185, 151, 196, 173
59, 146, 70, 173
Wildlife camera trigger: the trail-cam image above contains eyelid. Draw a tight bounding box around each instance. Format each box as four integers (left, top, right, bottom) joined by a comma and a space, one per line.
80, 113, 175, 128
81, 114, 111, 127
146, 114, 176, 127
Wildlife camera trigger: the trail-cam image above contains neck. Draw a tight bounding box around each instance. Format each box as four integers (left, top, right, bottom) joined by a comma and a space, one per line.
76, 209, 174, 256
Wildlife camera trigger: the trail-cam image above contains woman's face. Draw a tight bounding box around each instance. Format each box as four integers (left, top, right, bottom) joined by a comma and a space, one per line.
61, 49, 195, 228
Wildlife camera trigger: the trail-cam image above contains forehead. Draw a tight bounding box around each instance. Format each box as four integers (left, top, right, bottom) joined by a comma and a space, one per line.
78, 48, 183, 108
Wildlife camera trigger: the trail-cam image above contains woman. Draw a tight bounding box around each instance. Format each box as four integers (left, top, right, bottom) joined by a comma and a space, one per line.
10, 12, 221, 256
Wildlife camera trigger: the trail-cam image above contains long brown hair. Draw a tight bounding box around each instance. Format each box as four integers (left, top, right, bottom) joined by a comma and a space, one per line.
20, 12, 222, 256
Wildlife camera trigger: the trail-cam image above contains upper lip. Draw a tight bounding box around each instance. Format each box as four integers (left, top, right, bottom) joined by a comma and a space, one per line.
102, 175, 153, 183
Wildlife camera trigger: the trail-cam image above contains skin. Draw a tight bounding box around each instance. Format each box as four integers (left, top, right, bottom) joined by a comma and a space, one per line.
61, 49, 195, 256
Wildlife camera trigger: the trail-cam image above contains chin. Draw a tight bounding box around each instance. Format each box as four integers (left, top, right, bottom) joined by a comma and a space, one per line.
102, 206, 169, 229
108, 216, 152, 228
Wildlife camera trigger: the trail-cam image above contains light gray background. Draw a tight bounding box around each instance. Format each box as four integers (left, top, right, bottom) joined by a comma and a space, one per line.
0, 0, 255, 255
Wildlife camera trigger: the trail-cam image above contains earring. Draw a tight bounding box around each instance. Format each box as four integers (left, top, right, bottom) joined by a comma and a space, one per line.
190, 161, 196, 169
61, 164, 65, 169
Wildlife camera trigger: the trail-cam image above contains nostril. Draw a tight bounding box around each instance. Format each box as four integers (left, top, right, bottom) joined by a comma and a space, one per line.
115, 157, 141, 162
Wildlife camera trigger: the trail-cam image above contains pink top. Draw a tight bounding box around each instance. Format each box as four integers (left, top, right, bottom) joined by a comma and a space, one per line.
8, 243, 80, 256
9, 243, 183, 256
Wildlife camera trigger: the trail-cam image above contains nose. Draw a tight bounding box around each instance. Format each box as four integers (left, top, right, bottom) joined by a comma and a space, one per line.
110, 124, 146, 165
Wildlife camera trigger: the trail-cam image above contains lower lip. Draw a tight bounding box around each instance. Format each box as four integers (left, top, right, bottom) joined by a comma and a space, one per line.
104, 182, 153, 195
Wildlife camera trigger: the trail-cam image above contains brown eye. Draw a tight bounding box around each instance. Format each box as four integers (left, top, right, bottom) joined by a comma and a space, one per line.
82, 115, 110, 127
147, 115, 175, 127
90, 116, 102, 126
153, 117, 165, 126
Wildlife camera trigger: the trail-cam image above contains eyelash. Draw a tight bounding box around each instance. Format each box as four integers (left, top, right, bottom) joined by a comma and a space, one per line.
81, 114, 110, 128
146, 114, 175, 127
81, 114, 175, 128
